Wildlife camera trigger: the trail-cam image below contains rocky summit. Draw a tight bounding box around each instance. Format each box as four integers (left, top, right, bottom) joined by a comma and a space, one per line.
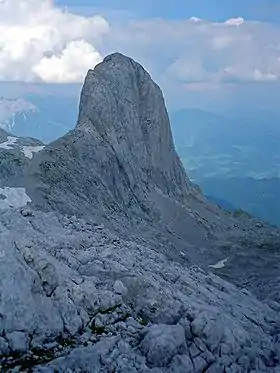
0, 53, 279, 372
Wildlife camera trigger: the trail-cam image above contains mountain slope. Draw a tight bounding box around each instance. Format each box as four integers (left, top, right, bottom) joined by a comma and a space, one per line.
0, 54, 279, 372
24, 55, 280, 279
27, 54, 194, 214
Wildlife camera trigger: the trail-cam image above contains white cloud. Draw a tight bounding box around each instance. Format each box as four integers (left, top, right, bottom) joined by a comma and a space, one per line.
0, 0, 109, 83
189, 17, 203, 23
1, 2, 280, 90
105, 17, 280, 85
32, 40, 102, 83
224, 17, 245, 27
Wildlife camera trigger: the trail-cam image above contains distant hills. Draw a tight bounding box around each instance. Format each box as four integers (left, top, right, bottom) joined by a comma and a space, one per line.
0, 95, 77, 143
171, 108, 280, 226
171, 108, 280, 179
202, 177, 280, 227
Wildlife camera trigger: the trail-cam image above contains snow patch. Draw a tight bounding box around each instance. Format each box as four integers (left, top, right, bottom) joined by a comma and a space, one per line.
0, 136, 45, 158
0, 136, 18, 150
0, 187, 31, 209
21, 146, 45, 159
209, 257, 229, 269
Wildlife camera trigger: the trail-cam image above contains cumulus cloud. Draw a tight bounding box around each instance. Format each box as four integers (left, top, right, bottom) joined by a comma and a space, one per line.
32, 40, 102, 83
0, 0, 109, 83
1, 1, 280, 90
105, 17, 280, 86
224, 17, 245, 26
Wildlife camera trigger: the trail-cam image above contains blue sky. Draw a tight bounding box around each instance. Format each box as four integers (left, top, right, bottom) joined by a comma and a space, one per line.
56, 0, 280, 23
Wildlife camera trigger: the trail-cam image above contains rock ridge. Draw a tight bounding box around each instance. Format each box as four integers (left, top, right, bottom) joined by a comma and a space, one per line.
0, 53, 279, 371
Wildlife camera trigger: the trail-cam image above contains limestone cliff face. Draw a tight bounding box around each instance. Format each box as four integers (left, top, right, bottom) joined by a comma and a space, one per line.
77, 53, 193, 203
26, 53, 200, 224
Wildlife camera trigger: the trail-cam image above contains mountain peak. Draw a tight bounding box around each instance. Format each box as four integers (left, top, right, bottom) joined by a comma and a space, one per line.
0, 54, 280, 371
103, 51, 144, 64
27, 53, 194, 219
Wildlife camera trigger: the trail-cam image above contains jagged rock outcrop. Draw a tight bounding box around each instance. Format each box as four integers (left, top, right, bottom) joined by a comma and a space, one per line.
0, 128, 44, 186
24, 55, 191, 225
0, 210, 279, 372
0, 129, 44, 210
25, 55, 219, 227
0, 53, 279, 372
20, 55, 256, 248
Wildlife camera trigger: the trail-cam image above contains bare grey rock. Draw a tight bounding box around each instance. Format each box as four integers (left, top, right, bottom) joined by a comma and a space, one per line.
0, 53, 279, 372
6, 331, 29, 353
0, 128, 44, 188
140, 324, 187, 367
0, 208, 278, 372
0, 337, 9, 356
169, 354, 194, 372
113, 280, 128, 296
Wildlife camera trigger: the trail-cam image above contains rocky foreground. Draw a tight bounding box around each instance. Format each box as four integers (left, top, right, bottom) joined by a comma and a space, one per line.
0, 53, 279, 372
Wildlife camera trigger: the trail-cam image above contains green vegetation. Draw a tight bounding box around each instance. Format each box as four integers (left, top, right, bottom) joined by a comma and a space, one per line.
138, 317, 149, 326
2, 347, 56, 371
90, 325, 105, 335
233, 208, 252, 218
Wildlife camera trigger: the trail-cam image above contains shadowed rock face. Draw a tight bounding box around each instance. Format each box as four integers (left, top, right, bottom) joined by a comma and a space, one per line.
0, 54, 279, 372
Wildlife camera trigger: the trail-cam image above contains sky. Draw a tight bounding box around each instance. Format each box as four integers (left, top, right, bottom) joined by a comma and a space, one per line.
57, 0, 280, 23
1, 0, 280, 111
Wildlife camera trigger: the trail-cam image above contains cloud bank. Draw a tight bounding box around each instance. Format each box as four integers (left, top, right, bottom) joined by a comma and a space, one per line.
1, 0, 280, 87
108, 17, 280, 86
0, 0, 109, 83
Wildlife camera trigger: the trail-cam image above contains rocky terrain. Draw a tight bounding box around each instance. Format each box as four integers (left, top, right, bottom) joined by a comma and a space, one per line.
0, 53, 279, 372
0, 129, 44, 208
